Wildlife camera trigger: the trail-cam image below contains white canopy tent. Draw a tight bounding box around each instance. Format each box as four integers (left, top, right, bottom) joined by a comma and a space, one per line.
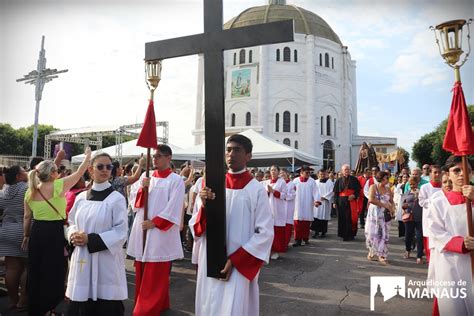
174, 129, 322, 169
72, 139, 182, 164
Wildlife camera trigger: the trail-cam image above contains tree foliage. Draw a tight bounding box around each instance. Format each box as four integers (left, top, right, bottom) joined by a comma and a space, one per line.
0, 124, 57, 157
412, 105, 474, 167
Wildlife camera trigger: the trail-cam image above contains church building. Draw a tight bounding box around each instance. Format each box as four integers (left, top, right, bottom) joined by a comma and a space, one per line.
193, 0, 397, 170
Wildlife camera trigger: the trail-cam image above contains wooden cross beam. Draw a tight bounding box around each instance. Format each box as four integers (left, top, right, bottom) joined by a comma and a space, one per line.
145, 0, 294, 278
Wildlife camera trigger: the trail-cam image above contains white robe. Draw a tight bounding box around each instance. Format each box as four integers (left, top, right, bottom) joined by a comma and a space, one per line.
264, 178, 287, 227
314, 179, 334, 221
418, 182, 441, 240
66, 186, 128, 301
363, 177, 378, 199
285, 180, 296, 225
293, 177, 320, 221
393, 183, 405, 221
127, 172, 185, 262
189, 178, 274, 316
426, 191, 474, 315
191, 176, 204, 265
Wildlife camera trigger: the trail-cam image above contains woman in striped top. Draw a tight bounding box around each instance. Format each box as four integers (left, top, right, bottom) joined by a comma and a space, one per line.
0, 165, 29, 311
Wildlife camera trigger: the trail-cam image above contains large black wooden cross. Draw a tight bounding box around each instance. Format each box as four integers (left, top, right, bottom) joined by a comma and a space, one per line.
145, 0, 294, 278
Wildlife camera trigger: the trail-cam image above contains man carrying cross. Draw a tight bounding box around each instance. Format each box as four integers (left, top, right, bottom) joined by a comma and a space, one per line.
189, 134, 274, 315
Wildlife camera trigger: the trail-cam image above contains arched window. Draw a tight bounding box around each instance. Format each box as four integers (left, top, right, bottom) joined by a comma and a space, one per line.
326, 115, 331, 136
334, 118, 336, 137
283, 47, 291, 62
275, 113, 280, 132
276, 49, 280, 61
294, 113, 298, 133
323, 140, 335, 170
239, 49, 245, 64
246, 112, 251, 126
294, 49, 298, 62
320, 116, 324, 134
319, 53, 322, 66
283, 138, 291, 146
233, 53, 236, 65
331, 57, 334, 69
283, 111, 291, 132
294, 140, 298, 149
231, 113, 236, 127
325, 53, 330, 67
249, 50, 253, 63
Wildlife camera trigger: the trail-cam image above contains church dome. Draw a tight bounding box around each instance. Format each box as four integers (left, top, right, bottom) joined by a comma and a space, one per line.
224, 1, 342, 45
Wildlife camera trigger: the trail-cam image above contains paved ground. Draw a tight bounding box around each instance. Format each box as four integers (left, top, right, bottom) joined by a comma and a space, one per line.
1, 220, 433, 315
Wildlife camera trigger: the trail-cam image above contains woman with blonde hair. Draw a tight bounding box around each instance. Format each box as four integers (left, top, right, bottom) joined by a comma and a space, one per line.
22, 148, 91, 316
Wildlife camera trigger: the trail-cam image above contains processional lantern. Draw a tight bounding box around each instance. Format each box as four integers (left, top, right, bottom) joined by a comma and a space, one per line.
145, 60, 162, 99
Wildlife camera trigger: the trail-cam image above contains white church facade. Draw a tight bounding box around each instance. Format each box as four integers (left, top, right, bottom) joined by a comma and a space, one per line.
193, 0, 397, 170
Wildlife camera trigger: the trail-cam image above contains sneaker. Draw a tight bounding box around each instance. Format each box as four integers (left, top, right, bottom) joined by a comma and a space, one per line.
270, 253, 279, 260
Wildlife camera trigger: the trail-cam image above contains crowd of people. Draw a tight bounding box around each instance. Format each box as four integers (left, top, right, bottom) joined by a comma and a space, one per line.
0, 137, 473, 315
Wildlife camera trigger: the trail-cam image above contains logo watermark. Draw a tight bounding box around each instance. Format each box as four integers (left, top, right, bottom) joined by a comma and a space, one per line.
369, 276, 468, 311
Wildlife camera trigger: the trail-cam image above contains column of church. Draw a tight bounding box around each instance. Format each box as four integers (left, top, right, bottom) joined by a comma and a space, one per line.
305, 35, 317, 158
258, 45, 269, 134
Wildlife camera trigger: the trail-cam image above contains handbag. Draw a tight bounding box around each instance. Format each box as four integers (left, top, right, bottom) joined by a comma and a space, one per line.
375, 185, 392, 222
402, 212, 413, 223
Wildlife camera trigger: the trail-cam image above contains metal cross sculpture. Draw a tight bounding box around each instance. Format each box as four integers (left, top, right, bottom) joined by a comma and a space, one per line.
146, 0, 294, 278
16, 35, 68, 157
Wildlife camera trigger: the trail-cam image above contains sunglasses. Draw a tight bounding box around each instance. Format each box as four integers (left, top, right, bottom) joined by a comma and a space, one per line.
95, 163, 114, 171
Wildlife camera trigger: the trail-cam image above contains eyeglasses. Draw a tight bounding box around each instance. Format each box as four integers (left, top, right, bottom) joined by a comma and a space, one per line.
95, 163, 113, 171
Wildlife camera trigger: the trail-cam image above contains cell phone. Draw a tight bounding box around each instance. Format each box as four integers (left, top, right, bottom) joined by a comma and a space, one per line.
59, 142, 64, 150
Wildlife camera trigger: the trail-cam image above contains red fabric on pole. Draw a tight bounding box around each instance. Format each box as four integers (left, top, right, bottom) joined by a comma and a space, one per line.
271, 226, 287, 252
442, 82, 474, 156
136, 99, 158, 149
133, 261, 171, 316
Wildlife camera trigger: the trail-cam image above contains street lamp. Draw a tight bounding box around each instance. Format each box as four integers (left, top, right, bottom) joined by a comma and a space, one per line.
430, 19, 472, 80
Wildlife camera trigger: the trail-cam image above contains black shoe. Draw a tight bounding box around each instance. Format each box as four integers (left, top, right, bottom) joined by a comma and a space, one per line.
304, 240, 310, 245
312, 233, 319, 239
320, 233, 326, 238
292, 240, 302, 247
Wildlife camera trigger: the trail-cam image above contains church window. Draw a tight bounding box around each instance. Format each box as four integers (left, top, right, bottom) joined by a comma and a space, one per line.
294, 140, 299, 149
276, 49, 280, 61
239, 49, 246, 64
275, 113, 280, 132
249, 50, 253, 63
231, 113, 236, 127
319, 54, 322, 66
283, 47, 291, 62
233, 53, 236, 65
294, 49, 298, 62
334, 118, 336, 137
246, 112, 251, 126
320, 116, 324, 134
331, 57, 334, 69
326, 115, 331, 136
325, 53, 329, 67
283, 111, 291, 132
283, 138, 291, 146
294, 113, 298, 133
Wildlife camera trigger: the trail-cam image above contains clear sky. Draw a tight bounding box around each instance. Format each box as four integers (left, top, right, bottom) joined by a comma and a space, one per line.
1, 0, 473, 162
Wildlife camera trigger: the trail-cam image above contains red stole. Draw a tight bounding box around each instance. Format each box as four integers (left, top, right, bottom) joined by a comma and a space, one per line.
444, 190, 465, 205
226, 171, 253, 189
299, 176, 308, 182
430, 180, 441, 188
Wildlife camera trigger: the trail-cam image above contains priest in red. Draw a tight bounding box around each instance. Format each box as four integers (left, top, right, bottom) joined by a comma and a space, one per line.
127, 145, 185, 316
189, 134, 274, 315
333, 164, 361, 241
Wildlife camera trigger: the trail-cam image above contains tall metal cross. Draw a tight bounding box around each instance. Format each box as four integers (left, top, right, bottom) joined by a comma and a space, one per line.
146, 0, 294, 278
16, 35, 68, 157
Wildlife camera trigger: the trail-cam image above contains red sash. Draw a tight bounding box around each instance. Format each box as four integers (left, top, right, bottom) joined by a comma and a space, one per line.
339, 189, 358, 232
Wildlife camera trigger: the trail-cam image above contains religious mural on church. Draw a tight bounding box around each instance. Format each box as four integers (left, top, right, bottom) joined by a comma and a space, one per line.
231, 69, 251, 98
